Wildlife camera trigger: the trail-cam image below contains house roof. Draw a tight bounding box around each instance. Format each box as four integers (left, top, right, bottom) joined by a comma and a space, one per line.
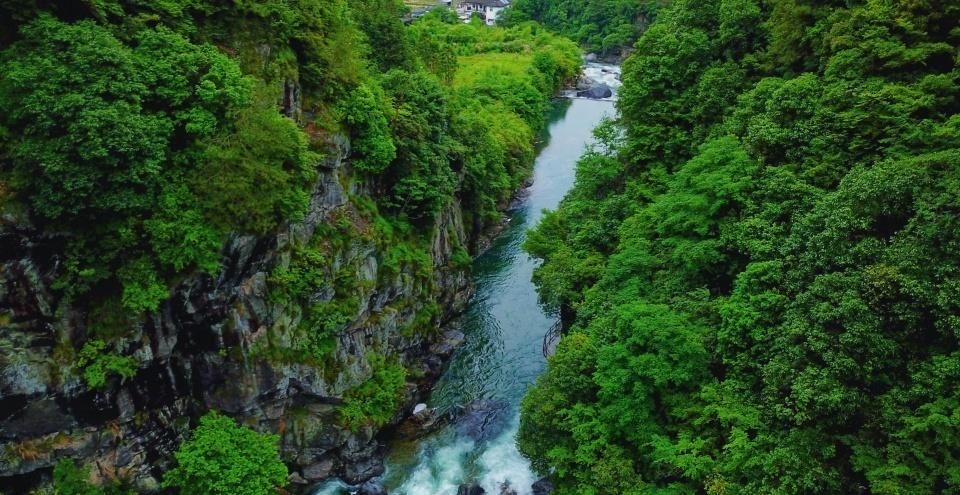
467, 0, 508, 7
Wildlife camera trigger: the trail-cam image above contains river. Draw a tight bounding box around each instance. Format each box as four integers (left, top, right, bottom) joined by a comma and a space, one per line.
315, 64, 619, 495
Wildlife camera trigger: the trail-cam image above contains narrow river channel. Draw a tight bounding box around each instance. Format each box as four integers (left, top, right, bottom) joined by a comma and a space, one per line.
316, 64, 618, 495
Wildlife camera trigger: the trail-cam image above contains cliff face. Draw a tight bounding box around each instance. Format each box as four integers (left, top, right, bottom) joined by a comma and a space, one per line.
0, 135, 474, 492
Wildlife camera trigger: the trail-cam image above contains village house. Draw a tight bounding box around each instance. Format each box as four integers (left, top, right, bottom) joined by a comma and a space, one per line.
458, 0, 508, 25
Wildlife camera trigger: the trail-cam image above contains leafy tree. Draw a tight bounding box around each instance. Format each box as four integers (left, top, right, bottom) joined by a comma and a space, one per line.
163, 412, 288, 495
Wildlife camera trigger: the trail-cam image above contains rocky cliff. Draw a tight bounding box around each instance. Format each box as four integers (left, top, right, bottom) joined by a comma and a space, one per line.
0, 135, 475, 493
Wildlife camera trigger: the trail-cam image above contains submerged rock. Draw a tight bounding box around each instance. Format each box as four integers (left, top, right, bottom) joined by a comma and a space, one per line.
454, 399, 509, 442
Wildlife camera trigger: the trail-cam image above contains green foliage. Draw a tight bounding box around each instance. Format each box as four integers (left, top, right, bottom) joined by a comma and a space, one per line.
191, 84, 319, 234
500, 0, 665, 55
394, 18, 580, 233
377, 68, 458, 221
338, 354, 407, 430
163, 411, 287, 495
0, 13, 316, 313
339, 83, 397, 174
351, 0, 415, 72
522, 0, 960, 492
53, 460, 130, 495
75, 340, 137, 389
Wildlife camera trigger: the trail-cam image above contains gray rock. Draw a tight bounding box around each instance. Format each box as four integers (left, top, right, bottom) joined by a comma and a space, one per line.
288, 472, 309, 485
584, 52, 598, 62
430, 329, 465, 356
358, 479, 388, 495
576, 84, 613, 99
532, 477, 554, 495
303, 459, 336, 481
342, 455, 385, 485
576, 74, 595, 90
458, 484, 486, 495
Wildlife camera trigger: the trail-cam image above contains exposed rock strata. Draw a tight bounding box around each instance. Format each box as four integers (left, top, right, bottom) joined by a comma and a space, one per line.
0, 134, 478, 493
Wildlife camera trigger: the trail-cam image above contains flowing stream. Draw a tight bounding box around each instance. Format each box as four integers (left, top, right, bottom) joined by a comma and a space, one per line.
315, 64, 619, 495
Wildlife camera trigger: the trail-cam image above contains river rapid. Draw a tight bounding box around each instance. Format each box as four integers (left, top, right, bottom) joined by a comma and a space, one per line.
315, 64, 619, 495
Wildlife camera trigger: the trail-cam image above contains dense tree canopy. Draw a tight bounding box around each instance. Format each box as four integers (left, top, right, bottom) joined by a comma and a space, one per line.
500, 0, 665, 56
521, 0, 960, 493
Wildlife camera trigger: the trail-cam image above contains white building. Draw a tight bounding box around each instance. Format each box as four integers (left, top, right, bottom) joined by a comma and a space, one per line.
458, 0, 508, 25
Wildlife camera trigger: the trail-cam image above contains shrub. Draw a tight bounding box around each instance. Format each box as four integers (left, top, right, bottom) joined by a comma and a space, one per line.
75, 340, 137, 389
337, 354, 407, 430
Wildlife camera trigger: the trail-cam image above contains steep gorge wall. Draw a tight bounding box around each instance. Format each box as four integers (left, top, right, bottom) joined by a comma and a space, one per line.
0, 134, 475, 492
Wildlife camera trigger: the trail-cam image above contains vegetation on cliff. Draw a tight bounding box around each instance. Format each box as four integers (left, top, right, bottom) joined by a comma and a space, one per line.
0, 0, 578, 491
162, 412, 287, 495
520, 0, 960, 492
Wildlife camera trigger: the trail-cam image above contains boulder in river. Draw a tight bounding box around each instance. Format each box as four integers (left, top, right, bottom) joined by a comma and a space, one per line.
532, 477, 555, 495
576, 83, 613, 99
358, 479, 388, 495
458, 483, 486, 495
410, 403, 439, 429
584, 52, 598, 62
575, 74, 595, 90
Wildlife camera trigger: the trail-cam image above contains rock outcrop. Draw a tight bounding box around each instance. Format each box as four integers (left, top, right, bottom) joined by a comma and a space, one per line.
0, 135, 477, 492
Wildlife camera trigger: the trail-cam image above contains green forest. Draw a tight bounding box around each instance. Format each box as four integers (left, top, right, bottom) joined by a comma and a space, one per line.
4, 0, 960, 492
500, 0, 664, 57
520, 0, 960, 493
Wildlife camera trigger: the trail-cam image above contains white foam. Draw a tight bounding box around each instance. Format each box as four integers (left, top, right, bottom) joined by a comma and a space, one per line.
395, 438, 477, 495
582, 63, 622, 90
476, 417, 537, 495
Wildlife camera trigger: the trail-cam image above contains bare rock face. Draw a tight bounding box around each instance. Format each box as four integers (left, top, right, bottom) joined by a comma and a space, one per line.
0, 135, 475, 493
